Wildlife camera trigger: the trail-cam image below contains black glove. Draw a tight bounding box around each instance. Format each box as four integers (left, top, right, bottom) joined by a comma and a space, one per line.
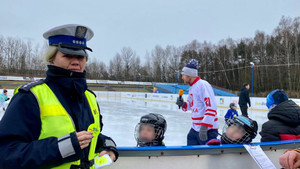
176, 97, 185, 108
5, 98, 10, 101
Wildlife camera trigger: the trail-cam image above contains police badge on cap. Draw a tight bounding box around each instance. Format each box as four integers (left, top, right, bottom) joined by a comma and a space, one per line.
43, 24, 94, 57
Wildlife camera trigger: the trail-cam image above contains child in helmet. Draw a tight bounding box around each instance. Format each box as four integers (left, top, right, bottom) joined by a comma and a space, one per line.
221, 116, 258, 144
206, 116, 258, 145
135, 113, 167, 147
0, 89, 10, 111
224, 103, 238, 123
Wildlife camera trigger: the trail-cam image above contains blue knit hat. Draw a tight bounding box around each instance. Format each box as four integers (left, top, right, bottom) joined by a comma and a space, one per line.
266, 89, 288, 109
181, 59, 198, 77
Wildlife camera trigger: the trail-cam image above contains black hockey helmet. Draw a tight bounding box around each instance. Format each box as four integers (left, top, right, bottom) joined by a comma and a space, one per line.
221, 116, 258, 144
229, 103, 236, 109
135, 113, 167, 146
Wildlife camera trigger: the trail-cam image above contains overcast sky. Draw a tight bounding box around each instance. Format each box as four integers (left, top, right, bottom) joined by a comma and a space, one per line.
1, 0, 300, 65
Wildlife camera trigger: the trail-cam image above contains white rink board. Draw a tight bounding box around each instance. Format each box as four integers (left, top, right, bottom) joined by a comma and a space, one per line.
94, 91, 300, 112
106, 149, 284, 169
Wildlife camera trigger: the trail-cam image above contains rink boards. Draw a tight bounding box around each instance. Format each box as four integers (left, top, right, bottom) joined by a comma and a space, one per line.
107, 140, 300, 169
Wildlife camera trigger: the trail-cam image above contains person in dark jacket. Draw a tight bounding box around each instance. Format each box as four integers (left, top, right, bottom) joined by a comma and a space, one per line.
238, 83, 251, 117
260, 89, 300, 142
0, 24, 118, 169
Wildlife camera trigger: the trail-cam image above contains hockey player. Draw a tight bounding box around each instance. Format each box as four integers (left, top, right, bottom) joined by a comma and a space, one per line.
135, 113, 167, 147
206, 116, 258, 145
0, 89, 9, 111
176, 59, 219, 145
224, 103, 238, 123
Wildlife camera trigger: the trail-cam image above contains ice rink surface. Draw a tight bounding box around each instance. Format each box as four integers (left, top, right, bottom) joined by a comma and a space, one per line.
0, 94, 269, 147
97, 96, 268, 147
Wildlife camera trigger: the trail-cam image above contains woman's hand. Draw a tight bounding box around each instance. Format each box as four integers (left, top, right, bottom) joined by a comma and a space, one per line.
76, 131, 93, 149
99, 150, 116, 162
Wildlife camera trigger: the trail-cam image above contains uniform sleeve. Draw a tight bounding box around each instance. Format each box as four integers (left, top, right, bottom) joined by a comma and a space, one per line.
260, 122, 281, 142
200, 84, 217, 128
224, 110, 231, 119
182, 101, 191, 111
246, 90, 251, 106
0, 92, 81, 169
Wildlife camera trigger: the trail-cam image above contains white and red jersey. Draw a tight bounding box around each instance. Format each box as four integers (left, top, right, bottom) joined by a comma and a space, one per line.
182, 77, 219, 131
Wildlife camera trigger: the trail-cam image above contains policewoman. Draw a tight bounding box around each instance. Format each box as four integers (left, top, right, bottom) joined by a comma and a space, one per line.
0, 24, 118, 169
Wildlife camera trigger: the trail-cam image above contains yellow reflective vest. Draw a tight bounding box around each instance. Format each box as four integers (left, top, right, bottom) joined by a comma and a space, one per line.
18, 83, 101, 169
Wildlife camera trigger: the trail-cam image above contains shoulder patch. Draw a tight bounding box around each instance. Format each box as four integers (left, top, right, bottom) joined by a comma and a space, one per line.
87, 88, 96, 98
19, 79, 45, 92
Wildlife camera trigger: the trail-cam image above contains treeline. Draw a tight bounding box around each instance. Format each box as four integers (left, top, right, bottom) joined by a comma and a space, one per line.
1, 16, 300, 96
0, 36, 47, 76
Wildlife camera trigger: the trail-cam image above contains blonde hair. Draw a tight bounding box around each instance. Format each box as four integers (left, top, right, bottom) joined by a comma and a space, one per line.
44, 46, 58, 63
43, 46, 89, 62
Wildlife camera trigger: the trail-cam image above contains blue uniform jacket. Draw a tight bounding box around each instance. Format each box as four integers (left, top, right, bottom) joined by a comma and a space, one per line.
224, 109, 238, 120
0, 65, 118, 169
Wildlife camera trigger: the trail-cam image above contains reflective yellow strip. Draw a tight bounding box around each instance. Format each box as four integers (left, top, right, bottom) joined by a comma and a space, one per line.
40, 105, 68, 117
85, 91, 101, 161
85, 91, 100, 122
13, 85, 21, 95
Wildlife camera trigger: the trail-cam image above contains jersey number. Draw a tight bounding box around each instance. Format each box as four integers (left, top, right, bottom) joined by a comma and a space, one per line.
204, 97, 211, 107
